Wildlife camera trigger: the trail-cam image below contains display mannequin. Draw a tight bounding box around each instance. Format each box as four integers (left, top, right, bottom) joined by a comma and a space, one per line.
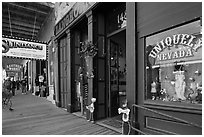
174, 71, 186, 100
151, 81, 157, 100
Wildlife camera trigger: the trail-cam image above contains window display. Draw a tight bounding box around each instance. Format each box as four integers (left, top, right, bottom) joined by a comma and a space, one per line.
145, 19, 202, 104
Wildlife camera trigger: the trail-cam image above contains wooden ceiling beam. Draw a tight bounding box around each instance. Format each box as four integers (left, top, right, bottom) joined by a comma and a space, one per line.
3, 30, 38, 40
2, 16, 42, 29
37, 2, 55, 8
2, 23, 39, 33
3, 31, 37, 40
2, 9, 45, 24
7, 2, 50, 15
2, 18, 41, 30
3, 28, 38, 36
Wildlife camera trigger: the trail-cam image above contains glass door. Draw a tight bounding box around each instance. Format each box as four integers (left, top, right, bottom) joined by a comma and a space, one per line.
110, 40, 119, 117
109, 34, 126, 117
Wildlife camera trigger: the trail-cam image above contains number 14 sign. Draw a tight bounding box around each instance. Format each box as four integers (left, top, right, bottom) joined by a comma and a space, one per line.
117, 10, 126, 29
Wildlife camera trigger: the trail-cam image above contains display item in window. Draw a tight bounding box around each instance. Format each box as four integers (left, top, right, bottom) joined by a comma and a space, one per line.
196, 83, 202, 103
188, 78, 198, 101
173, 70, 186, 100
159, 89, 168, 101
151, 81, 157, 100
145, 19, 202, 104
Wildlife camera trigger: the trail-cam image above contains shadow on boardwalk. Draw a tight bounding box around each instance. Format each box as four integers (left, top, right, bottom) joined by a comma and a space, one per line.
2, 91, 120, 135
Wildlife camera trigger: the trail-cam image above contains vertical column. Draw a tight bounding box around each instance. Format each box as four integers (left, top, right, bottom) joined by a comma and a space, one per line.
32, 60, 36, 94
54, 39, 60, 107
66, 29, 72, 112
30, 60, 33, 93
28, 61, 31, 92
86, 10, 93, 120
126, 3, 136, 106
126, 3, 139, 134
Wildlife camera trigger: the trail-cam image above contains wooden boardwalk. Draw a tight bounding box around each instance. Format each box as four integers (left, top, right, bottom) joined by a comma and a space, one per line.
2, 91, 120, 135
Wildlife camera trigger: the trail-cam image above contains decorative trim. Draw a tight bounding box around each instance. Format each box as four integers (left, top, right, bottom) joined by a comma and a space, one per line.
144, 100, 202, 114
2, 35, 47, 44
145, 116, 178, 135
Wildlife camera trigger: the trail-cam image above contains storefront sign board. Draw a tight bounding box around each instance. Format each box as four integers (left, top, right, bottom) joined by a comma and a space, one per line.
55, 2, 96, 36
2, 37, 47, 60
55, 2, 75, 24
6, 64, 23, 72
148, 34, 202, 66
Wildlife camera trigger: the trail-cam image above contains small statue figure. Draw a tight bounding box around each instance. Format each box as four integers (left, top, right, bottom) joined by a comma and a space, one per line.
151, 81, 157, 100
86, 98, 96, 123
118, 99, 131, 135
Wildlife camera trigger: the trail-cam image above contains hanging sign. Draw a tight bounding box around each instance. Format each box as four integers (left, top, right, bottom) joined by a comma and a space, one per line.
2, 37, 47, 60
6, 64, 23, 72
148, 33, 202, 66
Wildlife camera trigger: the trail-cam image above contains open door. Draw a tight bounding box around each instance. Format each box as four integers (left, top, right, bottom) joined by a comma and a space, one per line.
108, 29, 126, 117
109, 40, 120, 117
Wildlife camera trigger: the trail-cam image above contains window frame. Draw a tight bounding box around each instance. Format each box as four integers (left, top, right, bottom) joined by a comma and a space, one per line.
143, 18, 202, 110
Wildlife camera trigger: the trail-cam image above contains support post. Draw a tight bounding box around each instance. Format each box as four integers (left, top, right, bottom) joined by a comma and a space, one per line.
86, 10, 94, 120
66, 29, 72, 112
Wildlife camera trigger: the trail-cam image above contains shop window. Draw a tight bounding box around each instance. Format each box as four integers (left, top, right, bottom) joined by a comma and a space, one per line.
145, 19, 202, 105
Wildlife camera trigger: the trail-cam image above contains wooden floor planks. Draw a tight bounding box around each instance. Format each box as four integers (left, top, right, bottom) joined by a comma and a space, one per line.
2, 92, 120, 135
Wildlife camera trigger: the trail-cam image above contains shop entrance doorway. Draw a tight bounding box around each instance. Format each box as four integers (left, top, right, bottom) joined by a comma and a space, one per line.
108, 29, 126, 117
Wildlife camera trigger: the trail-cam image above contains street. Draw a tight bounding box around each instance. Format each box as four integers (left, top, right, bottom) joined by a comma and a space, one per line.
2, 90, 120, 135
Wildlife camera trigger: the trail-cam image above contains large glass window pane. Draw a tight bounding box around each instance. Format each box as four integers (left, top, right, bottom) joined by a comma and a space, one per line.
145, 20, 202, 104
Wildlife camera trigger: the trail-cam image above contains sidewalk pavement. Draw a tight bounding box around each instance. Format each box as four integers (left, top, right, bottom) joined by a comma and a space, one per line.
2, 90, 120, 135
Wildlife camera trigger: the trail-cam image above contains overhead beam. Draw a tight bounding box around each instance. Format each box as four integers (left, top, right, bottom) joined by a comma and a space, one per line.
3, 23, 39, 34
3, 31, 37, 40
2, 9, 45, 25
2, 16, 41, 28
37, 2, 55, 8
2, 18, 41, 30
3, 28, 38, 37
7, 2, 50, 15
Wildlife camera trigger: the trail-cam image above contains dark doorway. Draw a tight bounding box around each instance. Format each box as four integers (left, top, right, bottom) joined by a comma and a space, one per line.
108, 29, 126, 117
71, 18, 88, 113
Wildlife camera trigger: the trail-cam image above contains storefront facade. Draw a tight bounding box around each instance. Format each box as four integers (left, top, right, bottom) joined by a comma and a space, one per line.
136, 2, 202, 135
54, 2, 202, 134
54, 2, 97, 111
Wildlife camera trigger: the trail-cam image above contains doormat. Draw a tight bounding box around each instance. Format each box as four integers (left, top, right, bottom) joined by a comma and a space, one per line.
97, 117, 122, 133
72, 111, 87, 119
101, 118, 122, 128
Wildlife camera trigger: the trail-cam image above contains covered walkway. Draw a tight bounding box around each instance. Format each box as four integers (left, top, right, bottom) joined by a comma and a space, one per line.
2, 90, 120, 135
